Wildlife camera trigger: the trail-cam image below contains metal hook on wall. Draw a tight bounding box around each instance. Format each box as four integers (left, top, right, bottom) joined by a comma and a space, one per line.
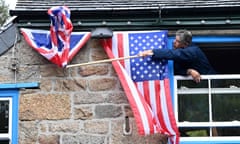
123, 116, 132, 136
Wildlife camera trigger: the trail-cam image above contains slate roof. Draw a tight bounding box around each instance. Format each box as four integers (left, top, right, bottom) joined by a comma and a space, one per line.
13, 0, 240, 10
10, 0, 240, 31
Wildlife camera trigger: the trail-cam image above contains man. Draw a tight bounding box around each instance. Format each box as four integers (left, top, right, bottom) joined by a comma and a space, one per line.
139, 29, 216, 82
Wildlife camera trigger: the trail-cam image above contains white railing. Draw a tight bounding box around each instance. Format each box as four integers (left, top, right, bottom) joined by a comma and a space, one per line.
173, 74, 240, 141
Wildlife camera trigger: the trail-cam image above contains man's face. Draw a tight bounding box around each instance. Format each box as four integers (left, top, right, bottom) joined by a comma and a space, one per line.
173, 35, 185, 49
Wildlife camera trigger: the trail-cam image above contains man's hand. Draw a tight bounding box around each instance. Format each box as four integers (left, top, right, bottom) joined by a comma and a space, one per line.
138, 50, 154, 57
187, 69, 201, 83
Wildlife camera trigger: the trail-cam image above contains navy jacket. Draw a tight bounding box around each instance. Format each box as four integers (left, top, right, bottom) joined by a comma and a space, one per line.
152, 44, 216, 75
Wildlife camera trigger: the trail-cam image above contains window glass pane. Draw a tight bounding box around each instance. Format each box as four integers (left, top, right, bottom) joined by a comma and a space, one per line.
0, 100, 9, 133
0, 139, 9, 144
213, 127, 240, 137
212, 79, 240, 88
178, 94, 209, 122
177, 79, 208, 88
212, 94, 240, 121
179, 127, 210, 137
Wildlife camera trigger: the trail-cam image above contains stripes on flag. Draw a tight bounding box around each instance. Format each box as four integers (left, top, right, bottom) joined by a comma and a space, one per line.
100, 31, 179, 144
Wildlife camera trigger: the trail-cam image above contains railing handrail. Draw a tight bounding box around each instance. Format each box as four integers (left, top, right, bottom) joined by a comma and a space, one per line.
174, 74, 240, 80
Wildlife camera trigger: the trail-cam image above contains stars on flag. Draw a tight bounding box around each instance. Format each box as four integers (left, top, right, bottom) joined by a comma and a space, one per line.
129, 32, 168, 82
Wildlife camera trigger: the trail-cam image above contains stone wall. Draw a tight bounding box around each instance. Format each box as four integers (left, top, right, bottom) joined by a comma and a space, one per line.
2, 35, 167, 144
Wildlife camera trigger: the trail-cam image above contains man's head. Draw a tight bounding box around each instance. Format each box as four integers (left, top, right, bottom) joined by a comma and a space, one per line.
173, 29, 192, 49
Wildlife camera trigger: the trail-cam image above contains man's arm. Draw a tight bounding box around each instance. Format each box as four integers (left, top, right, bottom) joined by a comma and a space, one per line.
139, 48, 197, 62
138, 50, 201, 83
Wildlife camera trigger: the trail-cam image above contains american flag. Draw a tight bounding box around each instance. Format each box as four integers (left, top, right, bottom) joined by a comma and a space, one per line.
101, 31, 179, 144
21, 6, 91, 67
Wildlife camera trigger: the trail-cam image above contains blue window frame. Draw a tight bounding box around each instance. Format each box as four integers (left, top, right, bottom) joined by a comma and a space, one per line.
168, 35, 240, 144
0, 83, 39, 144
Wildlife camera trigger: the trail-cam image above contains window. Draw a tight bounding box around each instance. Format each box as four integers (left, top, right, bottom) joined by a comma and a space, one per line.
0, 90, 17, 144
0, 83, 39, 144
168, 36, 240, 144
0, 98, 11, 144
174, 75, 240, 143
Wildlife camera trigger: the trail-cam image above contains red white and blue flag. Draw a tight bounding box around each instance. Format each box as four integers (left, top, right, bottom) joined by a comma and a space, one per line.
21, 6, 91, 67
101, 31, 179, 144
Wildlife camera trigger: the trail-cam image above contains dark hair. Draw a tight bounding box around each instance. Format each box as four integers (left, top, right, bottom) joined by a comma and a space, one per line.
176, 29, 192, 46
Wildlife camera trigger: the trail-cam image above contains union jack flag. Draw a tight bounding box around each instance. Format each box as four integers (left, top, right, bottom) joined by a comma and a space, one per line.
101, 31, 179, 144
21, 6, 91, 67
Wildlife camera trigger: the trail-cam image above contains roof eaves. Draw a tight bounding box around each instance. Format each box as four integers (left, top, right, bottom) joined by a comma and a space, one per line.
9, 5, 240, 31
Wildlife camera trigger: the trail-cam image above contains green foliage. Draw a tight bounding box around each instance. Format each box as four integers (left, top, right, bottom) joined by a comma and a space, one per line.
0, 0, 9, 26
186, 130, 208, 137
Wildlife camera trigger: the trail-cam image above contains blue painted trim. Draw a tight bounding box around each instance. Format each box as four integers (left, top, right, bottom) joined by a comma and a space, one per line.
167, 37, 175, 106
11, 90, 18, 144
193, 35, 240, 43
0, 82, 39, 89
